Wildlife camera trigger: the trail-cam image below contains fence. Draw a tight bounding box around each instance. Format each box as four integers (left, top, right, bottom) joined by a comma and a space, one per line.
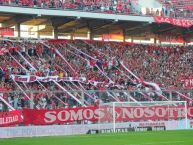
0, 89, 193, 111
0, 90, 193, 138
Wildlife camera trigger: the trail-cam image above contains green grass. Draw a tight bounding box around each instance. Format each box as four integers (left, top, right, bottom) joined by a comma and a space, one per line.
1, 130, 193, 145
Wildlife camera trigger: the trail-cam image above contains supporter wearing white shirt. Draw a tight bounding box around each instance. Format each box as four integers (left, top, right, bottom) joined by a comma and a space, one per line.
108, 59, 113, 69
26, 70, 30, 76
14, 96, 18, 109
41, 97, 47, 109
101, 4, 105, 12
0, 102, 3, 112
22, 46, 26, 54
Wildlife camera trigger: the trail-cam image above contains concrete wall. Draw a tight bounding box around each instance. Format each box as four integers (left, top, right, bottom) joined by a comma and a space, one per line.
0, 120, 192, 138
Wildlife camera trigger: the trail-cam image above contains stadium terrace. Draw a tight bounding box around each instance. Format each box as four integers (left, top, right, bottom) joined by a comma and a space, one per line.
0, 0, 193, 142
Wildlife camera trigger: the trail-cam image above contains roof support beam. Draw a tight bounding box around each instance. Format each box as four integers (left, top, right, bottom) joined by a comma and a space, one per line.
2, 15, 33, 27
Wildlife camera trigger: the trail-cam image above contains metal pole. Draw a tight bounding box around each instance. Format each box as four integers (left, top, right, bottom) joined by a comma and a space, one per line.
113, 102, 116, 133
185, 101, 188, 129
30, 91, 34, 109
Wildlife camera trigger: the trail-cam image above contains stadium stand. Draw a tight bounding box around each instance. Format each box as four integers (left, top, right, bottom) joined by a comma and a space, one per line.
0, 0, 193, 18
0, 39, 192, 111
0, 0, 135, 15
0, 0, 193, 139
159, 0, 193, 18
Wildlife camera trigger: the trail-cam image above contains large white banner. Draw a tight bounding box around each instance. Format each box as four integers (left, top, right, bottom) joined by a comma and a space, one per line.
10, 75, 86, 83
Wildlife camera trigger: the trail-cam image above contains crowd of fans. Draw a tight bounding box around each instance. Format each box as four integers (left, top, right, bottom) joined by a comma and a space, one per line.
0, 0, 135, 15
0, 0, 193, 18
159, 0, 193, 18
0, 39, 192, 112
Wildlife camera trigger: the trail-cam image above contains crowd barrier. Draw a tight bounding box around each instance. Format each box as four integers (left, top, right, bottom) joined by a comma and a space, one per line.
0, 120, 193, 138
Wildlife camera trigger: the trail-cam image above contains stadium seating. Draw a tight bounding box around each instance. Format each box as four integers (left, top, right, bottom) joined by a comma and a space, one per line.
0, 39, 192, 111
0, 0, 193, 18
0, 0, 135, 15
159, 0, 193, 18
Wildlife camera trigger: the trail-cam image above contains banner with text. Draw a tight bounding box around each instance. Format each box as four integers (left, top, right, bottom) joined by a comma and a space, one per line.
181, 77, 193, 88
154, 16, 193, 28
10, 75, 86, 83
23, 106, 193, 125
0, 27, 14, 36
0, 110, 23, 127
10, 74, 124, 89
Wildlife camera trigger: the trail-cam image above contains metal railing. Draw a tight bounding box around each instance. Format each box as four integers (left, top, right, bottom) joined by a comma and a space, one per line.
0, 89, 192, 111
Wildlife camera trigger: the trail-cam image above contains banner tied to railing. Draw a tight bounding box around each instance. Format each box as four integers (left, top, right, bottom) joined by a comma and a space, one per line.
154, 16, 193, 28
23, 106, 193, 125
0, 110, 23, 127
181, 77, 193, 88
10, 74, 124, 89
10, 74, 86, 83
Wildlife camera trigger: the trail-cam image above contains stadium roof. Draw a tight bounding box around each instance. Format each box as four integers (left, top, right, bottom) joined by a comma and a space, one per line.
0, 6, 193, 40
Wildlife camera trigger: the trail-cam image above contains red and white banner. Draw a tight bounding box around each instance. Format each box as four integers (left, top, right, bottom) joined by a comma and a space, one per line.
10, 75, 86, 83
23, 107, 99, 125
181, 77, 193, 88
154, 16, 193, 28
10, 74, 122, 89
0, 110, 23, 127
0, 27, 14, 36
23, 106, 193, 125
